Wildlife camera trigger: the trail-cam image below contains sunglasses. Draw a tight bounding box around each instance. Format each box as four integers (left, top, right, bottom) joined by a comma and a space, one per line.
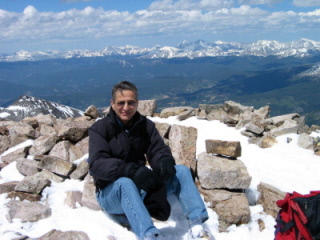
115, 100, 137, 107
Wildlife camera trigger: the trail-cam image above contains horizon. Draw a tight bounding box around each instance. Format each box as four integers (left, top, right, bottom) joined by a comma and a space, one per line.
1, 0, 320, 54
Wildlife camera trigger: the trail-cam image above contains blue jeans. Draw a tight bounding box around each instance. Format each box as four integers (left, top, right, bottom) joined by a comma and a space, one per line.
96, 165, 209, 240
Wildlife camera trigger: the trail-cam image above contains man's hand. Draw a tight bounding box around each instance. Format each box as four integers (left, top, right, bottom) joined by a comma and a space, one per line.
159, 158, 176, 181
132, 166, 163, 193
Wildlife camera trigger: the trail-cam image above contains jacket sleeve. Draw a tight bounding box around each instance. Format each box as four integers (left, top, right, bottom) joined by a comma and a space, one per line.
146, 120, 175, 173
88, 119, 125, 182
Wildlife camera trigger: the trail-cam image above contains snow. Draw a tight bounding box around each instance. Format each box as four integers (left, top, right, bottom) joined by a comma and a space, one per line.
1, 116, 320, 240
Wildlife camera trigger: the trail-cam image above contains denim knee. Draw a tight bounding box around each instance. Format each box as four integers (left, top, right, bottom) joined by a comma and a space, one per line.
175, 164, 191, 177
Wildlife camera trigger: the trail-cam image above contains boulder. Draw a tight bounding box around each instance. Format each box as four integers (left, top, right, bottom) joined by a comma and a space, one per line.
49, 140, 83, 162
197, 152, 251, 189
16, 158, 40, 176
70, 160, 89, 180
0, 181, 19, 194
84, 105, 100, 119
205, 140, 241, 158
169, 124, 197, 172
38, 155, 76, 177
199, 188, 250, 232
138, 100, 157, 116
298, 133, 314, 150
38, 229, 90, 240
14, 172, 51, 195
64, 191, 83, 208
257, 182, 286, 218
6, 200, 52, 222
160, 106, 194, 118
81, 175, 101, 211
1, 146, 31, 165
29, 135, 57, 156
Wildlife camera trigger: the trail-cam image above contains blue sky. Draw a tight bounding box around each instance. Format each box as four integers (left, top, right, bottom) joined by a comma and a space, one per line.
1, 0, 320, 53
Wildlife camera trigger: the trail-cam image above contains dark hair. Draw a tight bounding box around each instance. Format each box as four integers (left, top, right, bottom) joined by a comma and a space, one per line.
112, 81, 138, 101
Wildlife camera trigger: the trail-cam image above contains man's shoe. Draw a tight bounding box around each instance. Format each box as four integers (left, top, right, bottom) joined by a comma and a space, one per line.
188, 228, 213, 240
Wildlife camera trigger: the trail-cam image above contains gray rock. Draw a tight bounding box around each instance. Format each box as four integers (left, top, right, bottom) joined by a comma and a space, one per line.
155, 122, 171, 138
138, 100, 157, 116
75, 136, 89, 155
84, 105, 100, 119
0, 181, 19, 194
16, 158, 40, 176
0, 135, 10, 154
160, 106, 194, 118
7, 200, 52, 222
199, 188, 250, 232
38, 155, 76, 177
70, 160, 89, 180
29, 135, 57, 156
81, 175, 101, 211
38, 229, 90, 240
298, 133, 314, 150
197, 152, 252, 189
205, 140, 241, 158
169, 124, 197, 171
257, 182, 286, 218
270, 119, 299, 137
1, 146, 31, 165
64, 191, 83, 208
14, 172, 51, 194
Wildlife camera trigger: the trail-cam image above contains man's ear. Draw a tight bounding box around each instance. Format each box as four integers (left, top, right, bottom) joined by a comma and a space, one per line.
110, 99, 114, 109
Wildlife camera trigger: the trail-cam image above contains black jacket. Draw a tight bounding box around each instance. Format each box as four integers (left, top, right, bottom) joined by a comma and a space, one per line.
88, 108, 175, 190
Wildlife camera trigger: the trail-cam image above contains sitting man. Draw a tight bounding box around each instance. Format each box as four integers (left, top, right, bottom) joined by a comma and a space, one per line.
88, 81, 213, 240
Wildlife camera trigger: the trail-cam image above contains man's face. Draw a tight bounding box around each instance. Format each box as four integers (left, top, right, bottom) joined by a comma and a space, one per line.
111, 90, 138, 125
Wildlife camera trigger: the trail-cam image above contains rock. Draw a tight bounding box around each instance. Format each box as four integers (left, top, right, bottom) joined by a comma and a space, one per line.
1, 146, 31, 165
7, 191, 42, 202
7, 200, 52, 222
205, 140, 241, 158
14, 172, 51, 195
29, 135, 57, 156
169, 124, 197, 172
34, 114, 57, 126
16, 158, 40, 176
138, 100, 157, 116
55, 119, 91, 142
0, 135, 10, 154
81, 175, 101, 211
39, 124, 57, 136
257, 182, 286, 218
49, 140, 83, 162
0, 181, 19, 194
257, 134, 278, 148
38, 169, 65, 183
267, 113, 300, 126
160, 106, 194, 118
38, 229, 90, 240
84, 105, 100, 119
177, 109, 195, 120
195, 108, 207, 119
75, 136, 89, 155
270, 119, 299, 137
298, 133, 314, 150
155, 122, 171, 138
64, 191, 83, 208
199, 188, 250, 232
38, 155, 76, 177
197, 152, 252, 189
70, 160, 89, 180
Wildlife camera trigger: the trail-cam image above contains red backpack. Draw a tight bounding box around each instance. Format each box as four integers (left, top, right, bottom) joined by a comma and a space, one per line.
275, 191, 320, 240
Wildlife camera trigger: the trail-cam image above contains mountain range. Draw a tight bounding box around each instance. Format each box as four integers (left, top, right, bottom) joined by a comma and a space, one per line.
0, 95, 83, 121
1, 38, 320, 62
1, 38, 320, 126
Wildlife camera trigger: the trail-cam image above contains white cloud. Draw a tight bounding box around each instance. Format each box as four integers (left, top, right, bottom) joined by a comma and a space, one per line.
293, 0, 320, 7
148, 0, 234, 11
238, 0, 284, 5
1, 1, 320, 52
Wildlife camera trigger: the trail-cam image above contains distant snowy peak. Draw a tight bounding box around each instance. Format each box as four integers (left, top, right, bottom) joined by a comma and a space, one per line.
1, 38, 320, 62
0, 95, 83, 121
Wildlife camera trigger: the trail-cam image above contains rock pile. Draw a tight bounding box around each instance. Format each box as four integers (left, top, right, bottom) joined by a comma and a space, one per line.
0, 100, 319, 239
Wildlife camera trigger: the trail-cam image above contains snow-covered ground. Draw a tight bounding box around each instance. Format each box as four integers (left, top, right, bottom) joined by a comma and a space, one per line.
1, 116, 320, 240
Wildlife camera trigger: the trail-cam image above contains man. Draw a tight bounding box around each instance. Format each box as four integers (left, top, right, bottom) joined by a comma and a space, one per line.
88, 81, 213, 240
